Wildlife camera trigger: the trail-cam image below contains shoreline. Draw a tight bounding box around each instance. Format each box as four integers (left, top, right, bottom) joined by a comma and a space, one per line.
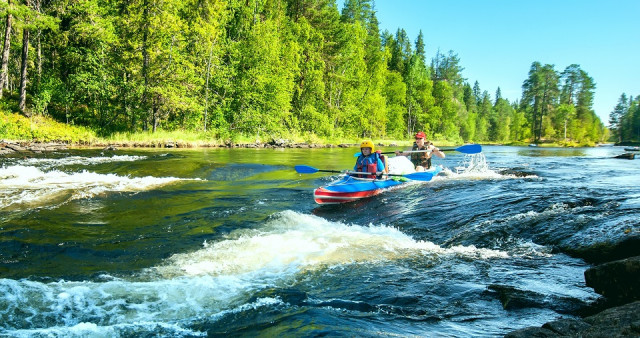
0, 139, 408, 155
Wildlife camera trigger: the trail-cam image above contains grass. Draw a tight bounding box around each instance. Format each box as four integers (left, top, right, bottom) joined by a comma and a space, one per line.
1, 110, 96, 143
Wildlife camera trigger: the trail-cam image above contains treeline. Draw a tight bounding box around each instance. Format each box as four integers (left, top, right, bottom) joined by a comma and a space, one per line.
0, 0, 606, 144
609, 94, 640, 143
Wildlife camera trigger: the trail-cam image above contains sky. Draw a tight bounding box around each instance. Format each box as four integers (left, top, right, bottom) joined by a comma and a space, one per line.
359, 0, 640, 125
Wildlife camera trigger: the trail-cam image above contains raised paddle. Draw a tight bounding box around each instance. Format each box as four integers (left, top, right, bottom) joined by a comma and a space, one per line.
294, 165, 437, 181
353, 143, 482, 157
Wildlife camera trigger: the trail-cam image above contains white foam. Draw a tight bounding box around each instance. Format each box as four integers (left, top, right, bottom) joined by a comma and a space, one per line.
0, 211, 508, 334
155, 210, 508, 279
0, 165, 189, 209
20, 155, 147, 169
443, 153, 538, 180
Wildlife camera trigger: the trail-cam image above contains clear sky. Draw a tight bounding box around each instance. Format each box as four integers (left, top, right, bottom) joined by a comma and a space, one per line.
362, 0, 639, 125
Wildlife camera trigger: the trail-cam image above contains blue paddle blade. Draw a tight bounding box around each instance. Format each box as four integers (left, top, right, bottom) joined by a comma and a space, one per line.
353, 152, 362, 157
456, 144, 482, 154
403, 172, 434, 181
294, 165, 319, 174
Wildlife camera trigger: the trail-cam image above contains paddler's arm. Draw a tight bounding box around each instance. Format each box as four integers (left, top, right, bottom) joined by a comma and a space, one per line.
430, 145, 445, 159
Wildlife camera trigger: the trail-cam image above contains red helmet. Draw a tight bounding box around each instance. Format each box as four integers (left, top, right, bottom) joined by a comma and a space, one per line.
415, 131, 426, 139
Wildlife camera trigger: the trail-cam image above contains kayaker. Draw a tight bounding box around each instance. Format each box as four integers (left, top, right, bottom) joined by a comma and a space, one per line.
354, 140, 386, 179
395, 131, 445, 171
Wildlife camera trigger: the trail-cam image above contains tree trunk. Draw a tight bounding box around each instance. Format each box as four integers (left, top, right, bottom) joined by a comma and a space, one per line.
0, 0, 13, 98
141, 0, 150, 131
19, 27, 30, 116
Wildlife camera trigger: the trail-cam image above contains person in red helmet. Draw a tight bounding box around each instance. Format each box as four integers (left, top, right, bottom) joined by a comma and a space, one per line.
395, 131, 445, 171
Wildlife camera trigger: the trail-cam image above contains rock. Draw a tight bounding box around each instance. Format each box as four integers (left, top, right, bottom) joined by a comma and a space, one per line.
0, 147, 14, 155
614, 153, 635, 159
505, 302, 640, 337
103, 145, 117, 151
487, 284, 587, 314
5, 143, 25, 152
165, 142, 175, 148
580, 301, 640, 336
504, 326, 557, 338
562, 236, 640, 264
541, 318, 591, 335
584, 256, 640, 305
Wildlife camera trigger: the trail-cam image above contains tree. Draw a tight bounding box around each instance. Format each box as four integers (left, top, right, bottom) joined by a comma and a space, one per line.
609, 93, 628, 143
0, 0, 13, 97
522, 62, 559, 143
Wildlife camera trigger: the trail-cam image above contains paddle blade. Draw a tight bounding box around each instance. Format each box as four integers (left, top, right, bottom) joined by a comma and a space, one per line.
353, 152, 362, 157
455, 144, 482, 154
403, 172, 435, 181
294, 165, 319, 174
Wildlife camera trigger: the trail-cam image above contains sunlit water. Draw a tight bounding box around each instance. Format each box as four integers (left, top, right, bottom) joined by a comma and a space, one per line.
1, 146, 638, 336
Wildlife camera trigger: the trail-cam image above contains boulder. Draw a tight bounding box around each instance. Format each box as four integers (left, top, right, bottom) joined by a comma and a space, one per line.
584, 256, 640, 304
5, 143, 25, 152
505, 301, 640, 337
504, 326, 557, 338
580, 301, 640, 336
561, 236, 640, 264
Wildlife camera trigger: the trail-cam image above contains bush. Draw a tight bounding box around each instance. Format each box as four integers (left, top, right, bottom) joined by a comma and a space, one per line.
0, 110, 96, 143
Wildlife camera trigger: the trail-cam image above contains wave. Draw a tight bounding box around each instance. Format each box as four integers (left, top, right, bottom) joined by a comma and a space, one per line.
0, 165, 189, 210
0, 211, 507, 335
18, 155, 148, 169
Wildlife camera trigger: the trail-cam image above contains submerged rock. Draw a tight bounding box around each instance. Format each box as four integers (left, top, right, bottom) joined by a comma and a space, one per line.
614, 153, 635, 159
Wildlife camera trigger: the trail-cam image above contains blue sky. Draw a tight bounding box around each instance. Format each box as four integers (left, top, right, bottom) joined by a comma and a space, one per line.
357, 0, 639, 125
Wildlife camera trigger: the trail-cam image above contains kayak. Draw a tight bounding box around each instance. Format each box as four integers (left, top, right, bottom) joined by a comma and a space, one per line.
313, 165, 442, 205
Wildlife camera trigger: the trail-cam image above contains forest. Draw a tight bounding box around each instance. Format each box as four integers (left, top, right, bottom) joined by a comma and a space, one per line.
609, 94, 640, 144
0, 0, 610, 145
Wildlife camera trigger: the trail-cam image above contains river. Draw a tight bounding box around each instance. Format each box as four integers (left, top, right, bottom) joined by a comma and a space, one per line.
1, 145, 638, 336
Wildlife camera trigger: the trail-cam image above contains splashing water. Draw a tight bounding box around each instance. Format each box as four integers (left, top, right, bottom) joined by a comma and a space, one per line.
0, 165, 191, 210
0, 211, 509, 336
456, 153, 491, 174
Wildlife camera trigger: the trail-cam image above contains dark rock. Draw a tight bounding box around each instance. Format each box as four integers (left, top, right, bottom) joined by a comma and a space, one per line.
498, 168, 537, 177
562, 236, 640, 264
504, 301, 640, 337
487, 284, 588, 314
584, 256, 640, 304
541, 318, 591, 334
614, 153, 635, 159
581, 301, 640, 336
504, 326, 558, 338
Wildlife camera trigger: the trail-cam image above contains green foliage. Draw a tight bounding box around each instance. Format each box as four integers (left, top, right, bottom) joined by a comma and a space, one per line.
0, 110, 95, 142
0, 0, 608, 146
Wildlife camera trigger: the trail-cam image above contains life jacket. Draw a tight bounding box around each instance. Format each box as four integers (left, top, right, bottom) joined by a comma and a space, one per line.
410, 142, 431, 169
356, 153, 384, 179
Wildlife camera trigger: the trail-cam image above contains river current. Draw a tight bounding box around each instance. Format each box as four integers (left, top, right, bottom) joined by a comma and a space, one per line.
1, 145, 638, 337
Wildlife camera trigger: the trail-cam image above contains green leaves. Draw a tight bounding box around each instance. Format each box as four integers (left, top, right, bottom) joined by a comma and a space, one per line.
0, 0, 608, 146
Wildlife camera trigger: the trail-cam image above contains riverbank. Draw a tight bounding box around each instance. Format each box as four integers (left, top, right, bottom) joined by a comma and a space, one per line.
0, 139, 408, 156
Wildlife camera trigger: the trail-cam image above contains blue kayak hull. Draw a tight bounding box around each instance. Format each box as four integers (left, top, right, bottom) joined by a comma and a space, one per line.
313, 167, 441, 204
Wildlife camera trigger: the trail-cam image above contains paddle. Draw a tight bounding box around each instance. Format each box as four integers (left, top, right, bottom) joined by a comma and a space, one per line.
353, 143, 482, 157
294, 165, 437, 181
